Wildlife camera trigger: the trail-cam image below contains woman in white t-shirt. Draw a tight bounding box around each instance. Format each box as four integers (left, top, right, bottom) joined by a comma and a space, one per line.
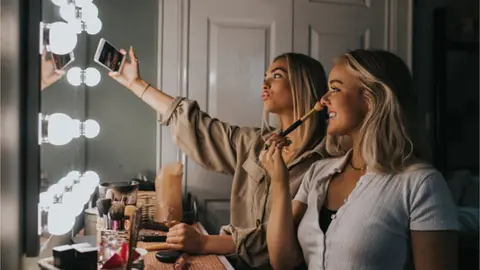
260, 49, 459, 270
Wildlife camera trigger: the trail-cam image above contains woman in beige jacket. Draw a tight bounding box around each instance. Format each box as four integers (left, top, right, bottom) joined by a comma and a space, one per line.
109, 46, 328, 269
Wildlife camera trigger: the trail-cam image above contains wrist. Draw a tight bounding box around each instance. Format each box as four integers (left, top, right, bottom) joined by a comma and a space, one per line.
129, 78, 148, 95
199, 234, 209, 254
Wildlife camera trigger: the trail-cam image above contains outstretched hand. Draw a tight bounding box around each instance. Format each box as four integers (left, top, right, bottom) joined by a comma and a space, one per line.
108, 46, 141, 89
41, 50, 65, 91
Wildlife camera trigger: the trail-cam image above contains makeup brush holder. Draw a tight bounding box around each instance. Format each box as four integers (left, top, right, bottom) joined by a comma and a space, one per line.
107, 181, 139, 206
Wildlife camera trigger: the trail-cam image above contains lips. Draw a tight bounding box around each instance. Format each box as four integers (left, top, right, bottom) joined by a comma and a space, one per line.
328, 111, 337, 118
261, 91, 270, 101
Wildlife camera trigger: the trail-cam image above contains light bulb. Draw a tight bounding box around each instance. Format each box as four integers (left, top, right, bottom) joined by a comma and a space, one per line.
83, 119, 100, 138
72, 183, 93, 204
66, 170, 81, 181
59, 4, 77, 22
85, 67, 101, 87
62, 191, 84, 217
48, 22, 78, 55
81, 3, 99, 22
82, 171, 100, 189
67, 67, 82, 86
75, 0, 93, 8
47, 183, 65, 197
47, 113, 74, 146
39, 192, 54, 211
51, 0, 67, 7
68, 19, 83, 34
58, 176, 74, 190
85, 18, 102, 35
47, 204, 75, 235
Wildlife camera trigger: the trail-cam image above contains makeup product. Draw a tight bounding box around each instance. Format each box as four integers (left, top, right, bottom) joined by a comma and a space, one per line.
280, 101, 323, 137
52, 244, 75, 270
124, 205, 137, 218
73, 246, 97, 270
126, 207, 143, 270
145, 243, 170, 252
109, 203, 125, 230
96, 198, 112, 218
137, 235, 167, 242
155, 250, 182, 263
139, 221, 169, 232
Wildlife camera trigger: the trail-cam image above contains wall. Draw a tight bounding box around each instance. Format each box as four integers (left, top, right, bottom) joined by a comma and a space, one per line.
85, 0, 159, 183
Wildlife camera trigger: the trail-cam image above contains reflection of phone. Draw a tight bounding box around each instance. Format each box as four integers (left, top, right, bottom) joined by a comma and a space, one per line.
94, 38, 126, 72
51, 52, 74, 70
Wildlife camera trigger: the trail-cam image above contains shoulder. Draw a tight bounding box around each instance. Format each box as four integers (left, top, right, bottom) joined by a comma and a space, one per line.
302, 155, 347, 185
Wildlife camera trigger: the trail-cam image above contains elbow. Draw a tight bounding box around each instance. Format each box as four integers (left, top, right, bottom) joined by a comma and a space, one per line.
268, 248, 303, 270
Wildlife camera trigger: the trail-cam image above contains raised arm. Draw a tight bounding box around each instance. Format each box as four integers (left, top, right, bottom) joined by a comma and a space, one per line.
260, 136, 307, 270
110, 47, 257, 174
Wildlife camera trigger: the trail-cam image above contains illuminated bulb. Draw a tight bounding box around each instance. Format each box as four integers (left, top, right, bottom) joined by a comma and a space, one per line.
85, 67, 101, 86
66, 67, 82, 86
68, 19, 83, 34
47, 183, 65, 197
48, 22, 78, 55
47, 113, 75, 146
81, 3, 99, 22
83, 119, 100, 138
47, 204, 75, 235
58, 176, 74, 190
81, 171, 100, 189
39, 192, 54, 211
71, 183, 93, 204
59, 3, 77, 22
51, 0, 67, 7
75, 0, 93, 8
85, 18, 102, 35
66, 170, 81, 183
62, 192, 84, 217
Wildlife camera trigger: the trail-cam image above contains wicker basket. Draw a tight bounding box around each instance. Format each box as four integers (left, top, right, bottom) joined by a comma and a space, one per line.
136, 191, 156, 222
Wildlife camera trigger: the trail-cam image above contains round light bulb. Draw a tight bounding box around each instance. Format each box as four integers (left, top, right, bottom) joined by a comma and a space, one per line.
66, 67, 83, 86
66, 170, 81, 181
47, 183, 65, 197
84, 67, 101, 87
85, 18, 102, 35
47, 204, 75, 235
72, 183, 93, 204
62, 191, 84, 217
75, 0, 93, 8
81, 3, 99, 22
59, 4, 76, 22
48, 22, 78, 55
51, 0, 67, 7
68, 19, 83, 34
58, 176, 74, 190
71, 119, 82, 138
39, 192, 54, 211
47, 113, 74, 146
83, 119, 100, 139
82, 171, 100, 189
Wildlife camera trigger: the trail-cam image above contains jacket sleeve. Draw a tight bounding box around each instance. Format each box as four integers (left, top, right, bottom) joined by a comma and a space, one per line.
161, 97, 258, 175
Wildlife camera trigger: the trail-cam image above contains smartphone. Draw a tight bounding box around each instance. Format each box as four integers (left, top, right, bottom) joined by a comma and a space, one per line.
51, 52, 75, 70
94, 38, 126, 72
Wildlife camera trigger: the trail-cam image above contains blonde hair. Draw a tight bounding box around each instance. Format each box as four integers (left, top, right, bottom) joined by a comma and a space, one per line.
326, 49, 424, 173
262, 53, 327, 150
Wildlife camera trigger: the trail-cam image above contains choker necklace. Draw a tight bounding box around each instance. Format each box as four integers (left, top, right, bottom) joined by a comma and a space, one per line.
349, 162, 366, 171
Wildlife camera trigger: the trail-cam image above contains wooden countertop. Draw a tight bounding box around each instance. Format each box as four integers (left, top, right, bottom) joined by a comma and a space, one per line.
137, 223, 234, 270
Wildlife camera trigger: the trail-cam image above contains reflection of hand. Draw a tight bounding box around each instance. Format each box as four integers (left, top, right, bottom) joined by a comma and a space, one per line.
108, 46, 140, 90
259, 134, 289, 182
41, 49, 65, 91
166, 223, 207, 254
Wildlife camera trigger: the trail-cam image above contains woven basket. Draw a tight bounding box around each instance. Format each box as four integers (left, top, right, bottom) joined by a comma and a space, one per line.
136, 191, 156, 222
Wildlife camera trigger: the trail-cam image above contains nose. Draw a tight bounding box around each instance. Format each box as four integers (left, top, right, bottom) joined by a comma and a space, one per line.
261, 79, 270, 91
320, 92, 330, 107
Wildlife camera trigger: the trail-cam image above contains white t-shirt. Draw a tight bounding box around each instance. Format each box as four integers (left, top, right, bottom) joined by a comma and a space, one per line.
294, 151, 459, 270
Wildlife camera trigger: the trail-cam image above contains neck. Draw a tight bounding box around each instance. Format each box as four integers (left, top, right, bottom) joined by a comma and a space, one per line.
350, 133, 366, 170
278, 112, 297, 147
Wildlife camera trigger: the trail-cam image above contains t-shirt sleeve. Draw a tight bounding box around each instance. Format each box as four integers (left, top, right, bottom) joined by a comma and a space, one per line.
293, 163, 316, 204
410, 171, 459, 231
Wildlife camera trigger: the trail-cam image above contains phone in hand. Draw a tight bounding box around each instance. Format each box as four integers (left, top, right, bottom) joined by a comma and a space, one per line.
51, 52, 75, 70
94, 38, 126, 72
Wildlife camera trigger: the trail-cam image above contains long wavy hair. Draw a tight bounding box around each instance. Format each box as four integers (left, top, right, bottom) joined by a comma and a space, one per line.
325, 49, 425, 173
261, 53, 328, 154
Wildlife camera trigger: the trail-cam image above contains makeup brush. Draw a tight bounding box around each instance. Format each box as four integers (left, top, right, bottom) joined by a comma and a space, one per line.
280, 101, 324, 137
96, 198, 112, 218
109, 203, 126, 231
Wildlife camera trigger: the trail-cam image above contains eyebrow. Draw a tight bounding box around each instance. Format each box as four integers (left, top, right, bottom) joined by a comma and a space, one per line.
329, 79, 343, 84
265, 67, 288, 77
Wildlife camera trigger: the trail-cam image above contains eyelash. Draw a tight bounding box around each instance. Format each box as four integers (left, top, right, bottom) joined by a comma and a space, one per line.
330, 87, 340, 92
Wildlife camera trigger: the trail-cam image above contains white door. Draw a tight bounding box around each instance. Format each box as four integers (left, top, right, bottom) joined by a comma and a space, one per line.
294, 0, 412, 73
160, 0, 292, 231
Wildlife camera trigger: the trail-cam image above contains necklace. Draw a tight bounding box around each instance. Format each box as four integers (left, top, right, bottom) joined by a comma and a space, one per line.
349, 161, 366, 171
